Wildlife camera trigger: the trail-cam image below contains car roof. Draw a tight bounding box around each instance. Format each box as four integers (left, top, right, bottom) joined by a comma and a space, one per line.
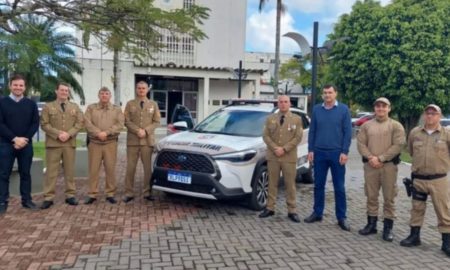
226, 99, 307, 114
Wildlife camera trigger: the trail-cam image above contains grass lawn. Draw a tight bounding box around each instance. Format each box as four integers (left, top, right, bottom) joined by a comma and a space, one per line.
400, 147, 412, 163
32, 140, 83, 165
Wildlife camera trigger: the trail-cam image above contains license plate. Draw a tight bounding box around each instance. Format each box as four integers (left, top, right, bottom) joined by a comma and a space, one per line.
167, 171, 192, 184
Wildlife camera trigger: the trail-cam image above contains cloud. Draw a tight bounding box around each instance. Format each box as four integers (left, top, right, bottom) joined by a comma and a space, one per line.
246, 0, 393, 53
246, 9, 300, 53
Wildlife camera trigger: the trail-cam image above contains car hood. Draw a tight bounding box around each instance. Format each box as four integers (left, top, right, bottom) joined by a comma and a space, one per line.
159, 131, 263, 155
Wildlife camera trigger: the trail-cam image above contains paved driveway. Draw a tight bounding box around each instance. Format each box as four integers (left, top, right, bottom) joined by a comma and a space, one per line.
0, 136, 449, 270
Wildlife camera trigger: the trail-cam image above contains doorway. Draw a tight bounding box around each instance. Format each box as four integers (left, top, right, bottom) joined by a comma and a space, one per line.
168, 91, 182, 123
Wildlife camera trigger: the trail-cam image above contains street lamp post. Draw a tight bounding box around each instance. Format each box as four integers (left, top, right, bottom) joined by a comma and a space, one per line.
283, 21, 319, 115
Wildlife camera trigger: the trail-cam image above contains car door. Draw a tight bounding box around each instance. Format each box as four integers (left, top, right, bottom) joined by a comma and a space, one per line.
167, 104, 195, 134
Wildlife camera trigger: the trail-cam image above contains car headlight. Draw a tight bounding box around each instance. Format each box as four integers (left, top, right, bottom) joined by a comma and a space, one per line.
213, 150, 257, 162
154, 142, 163, 154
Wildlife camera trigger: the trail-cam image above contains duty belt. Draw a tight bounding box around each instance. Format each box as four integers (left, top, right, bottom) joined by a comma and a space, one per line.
412, 173, 447, 180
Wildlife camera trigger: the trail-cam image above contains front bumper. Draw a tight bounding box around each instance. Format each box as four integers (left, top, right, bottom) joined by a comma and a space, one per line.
152, 168, 247, 200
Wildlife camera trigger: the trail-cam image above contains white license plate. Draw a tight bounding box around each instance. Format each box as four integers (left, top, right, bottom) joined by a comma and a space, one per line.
167, 171, 192, 184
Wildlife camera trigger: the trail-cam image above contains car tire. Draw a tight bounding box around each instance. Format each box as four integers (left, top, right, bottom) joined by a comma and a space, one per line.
248, 165, 269, 211
300, 169, 314, 184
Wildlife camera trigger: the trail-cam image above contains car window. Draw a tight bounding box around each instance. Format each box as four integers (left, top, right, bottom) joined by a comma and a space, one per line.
291, 111, 309, 129
194, 110, 270, 137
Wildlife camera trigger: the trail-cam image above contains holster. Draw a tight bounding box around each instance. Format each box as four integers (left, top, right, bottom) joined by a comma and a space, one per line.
409, 174, 428, 201
403, 177, 413, 197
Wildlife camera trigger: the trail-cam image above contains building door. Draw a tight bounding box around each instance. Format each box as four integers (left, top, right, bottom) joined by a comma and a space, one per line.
167, 91, 183, 124
151, 90, 167, 125
183, 92, 197, 121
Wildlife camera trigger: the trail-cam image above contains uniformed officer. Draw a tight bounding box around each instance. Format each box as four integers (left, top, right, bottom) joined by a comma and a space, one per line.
259, 95, 303, 222
84, 87, 124, 204
357, 97, 405, 241
400, 104, 450, 257
40, 82, 84, 209
123, 81, 160, 203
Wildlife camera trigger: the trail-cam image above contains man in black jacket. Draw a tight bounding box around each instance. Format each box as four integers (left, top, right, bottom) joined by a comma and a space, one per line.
0, 74, 40, 214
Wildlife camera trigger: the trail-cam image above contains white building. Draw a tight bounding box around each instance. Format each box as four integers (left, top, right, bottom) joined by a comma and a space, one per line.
74, 0, 270, 125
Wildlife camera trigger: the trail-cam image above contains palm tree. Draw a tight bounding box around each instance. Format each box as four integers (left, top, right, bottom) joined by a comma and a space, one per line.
0, 15, 84, 101
259, 0, 285, 98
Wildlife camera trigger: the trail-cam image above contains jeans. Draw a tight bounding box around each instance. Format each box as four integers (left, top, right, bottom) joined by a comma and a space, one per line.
0, 142, 33, 204
313, 149, 347, 220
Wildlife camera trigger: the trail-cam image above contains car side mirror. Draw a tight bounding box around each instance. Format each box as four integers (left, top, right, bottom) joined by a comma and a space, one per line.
173, 121, 189, 131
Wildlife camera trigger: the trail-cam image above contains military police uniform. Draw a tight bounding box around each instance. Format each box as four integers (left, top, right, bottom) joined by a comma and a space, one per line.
262, 111, 303, 215
40, 100, 84, 202
357, 115, 405, 241
400, 105, 450, 257
124, 98, 160, 200
84, 102, 124, 200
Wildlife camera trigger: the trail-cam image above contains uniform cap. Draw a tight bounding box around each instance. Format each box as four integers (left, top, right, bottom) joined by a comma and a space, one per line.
373, 97, 390, 106
424, 104, 441, 114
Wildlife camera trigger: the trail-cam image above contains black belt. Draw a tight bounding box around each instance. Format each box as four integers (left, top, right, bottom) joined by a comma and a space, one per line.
412, 173, 447, 180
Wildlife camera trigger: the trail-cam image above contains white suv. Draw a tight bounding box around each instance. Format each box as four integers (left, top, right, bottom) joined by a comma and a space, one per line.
151, 100, 312, 210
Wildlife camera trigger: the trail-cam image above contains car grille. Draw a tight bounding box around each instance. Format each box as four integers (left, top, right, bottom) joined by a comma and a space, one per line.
156, 151, 215, 174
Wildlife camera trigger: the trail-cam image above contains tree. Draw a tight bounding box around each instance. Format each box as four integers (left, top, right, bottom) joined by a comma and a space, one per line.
0, 15, 83, 100
1, 0, 209, 104
329, 0, 450, 133
259, 0, 285, 99
280, 55, 330, 93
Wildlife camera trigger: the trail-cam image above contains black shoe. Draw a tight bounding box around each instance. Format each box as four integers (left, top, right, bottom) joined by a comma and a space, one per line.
288, 213, 301, 223
0, 203, 7, 214
22, 200, 38, 210
382, 219, 394, 242
106, 197, 117, 204
442, 233, 450, 257
84, 197, 97, 205
359, 216, 378, 236
65, 197, 79, 206
144, 195, 154, 201
338, 219, 351, 231
123, 196, 134, 203
304, 212, 322, 223
40, 201, 54, 209
259, 209, 275, 218
400, 226, 421, 247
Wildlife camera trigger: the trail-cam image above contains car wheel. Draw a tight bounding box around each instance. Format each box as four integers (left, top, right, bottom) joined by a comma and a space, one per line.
248, 165, 269, 211
300, 168, 314, 184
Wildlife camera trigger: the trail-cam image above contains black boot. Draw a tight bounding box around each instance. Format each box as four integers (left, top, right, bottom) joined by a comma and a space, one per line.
442, 233, 450, 257
359, 216, 377, 236
382, 219, 394, 242
400, 226, 421, 247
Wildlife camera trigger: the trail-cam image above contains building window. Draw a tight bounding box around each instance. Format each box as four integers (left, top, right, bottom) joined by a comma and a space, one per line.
222, 100, 230, 105
184, 0, 194, 9
259, 58, 264, 63
270, 59, 276, 63
181, 37, 194, 55
212, 100, 220, 106
166, 35, 178, 53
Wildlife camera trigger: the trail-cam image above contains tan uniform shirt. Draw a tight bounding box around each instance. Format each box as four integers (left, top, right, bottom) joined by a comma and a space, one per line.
40, 100, 84, 147
357, 117, 406, 162
263, 111, 303, 162
408, 126, 450, 175
124, 98, 161, 146
84, 102, 124, 144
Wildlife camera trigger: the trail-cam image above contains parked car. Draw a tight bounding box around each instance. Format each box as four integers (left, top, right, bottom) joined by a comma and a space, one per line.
167, 104, 195, 135
152, 99, 312, 210
441, 118, 450, 128
353, 114, 374, 127
36, 102, 46, 115
351, 112, 372, 124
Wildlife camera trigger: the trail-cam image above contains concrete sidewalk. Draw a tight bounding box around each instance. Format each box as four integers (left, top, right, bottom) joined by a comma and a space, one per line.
0, 138, 449, 270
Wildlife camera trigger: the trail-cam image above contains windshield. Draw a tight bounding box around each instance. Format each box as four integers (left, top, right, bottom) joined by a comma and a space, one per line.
194, 109, 270, 137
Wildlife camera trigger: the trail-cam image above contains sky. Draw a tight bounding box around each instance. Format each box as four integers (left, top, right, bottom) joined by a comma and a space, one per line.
245, 0, 392, 54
